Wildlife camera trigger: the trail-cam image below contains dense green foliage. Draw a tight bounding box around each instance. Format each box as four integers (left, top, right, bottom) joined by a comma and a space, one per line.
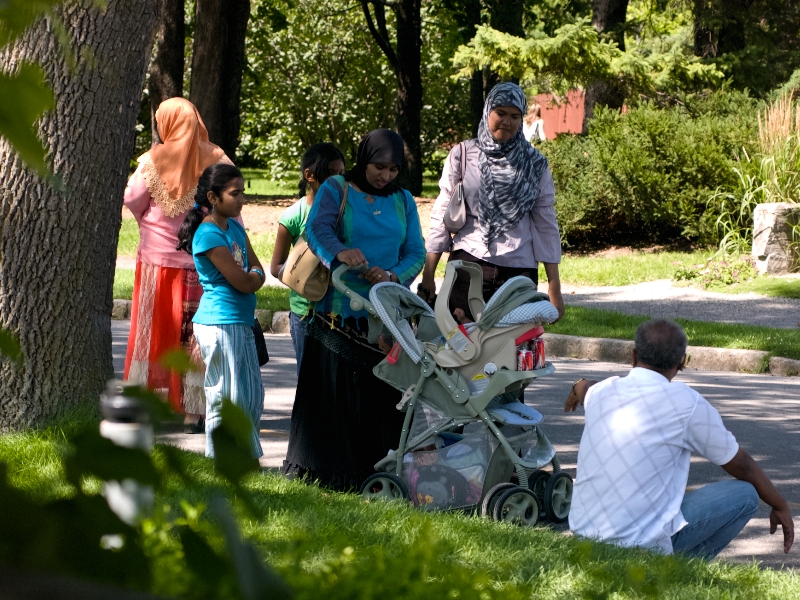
3, 410, 800, 598
542, 89, 761, 246
692, 0, 800, 94
237, 0, 472, 180
453, 18, 723, 99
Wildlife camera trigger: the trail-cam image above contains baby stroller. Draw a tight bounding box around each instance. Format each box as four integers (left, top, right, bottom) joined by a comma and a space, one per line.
331, 260, 573, 526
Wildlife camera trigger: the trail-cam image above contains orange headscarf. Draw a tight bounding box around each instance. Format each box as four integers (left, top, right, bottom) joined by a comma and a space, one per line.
139, 97, 229, 218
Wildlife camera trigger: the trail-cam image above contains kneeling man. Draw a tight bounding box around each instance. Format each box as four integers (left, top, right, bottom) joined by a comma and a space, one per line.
565, 319, 793, 558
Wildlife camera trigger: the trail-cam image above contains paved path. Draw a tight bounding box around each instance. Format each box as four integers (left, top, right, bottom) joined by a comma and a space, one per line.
561, 279, 800, 329
111, 320, 800, 570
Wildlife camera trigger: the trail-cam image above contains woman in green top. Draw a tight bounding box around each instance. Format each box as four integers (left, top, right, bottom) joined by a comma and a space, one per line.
270, 143, 345, 373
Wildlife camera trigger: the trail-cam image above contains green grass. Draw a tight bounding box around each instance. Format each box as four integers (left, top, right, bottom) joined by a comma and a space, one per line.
113, 268, 135, 300
1, 412, 798, 598
710, 276, 800, 298
539, 250, 716, 287
240, 168, 297, 197
255, 286, 291, 311
113, 266, 290, 312
117, 217, 140, 257
548, 305, 800, 360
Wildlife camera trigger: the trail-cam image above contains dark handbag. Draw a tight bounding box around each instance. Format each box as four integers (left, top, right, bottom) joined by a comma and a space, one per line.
253, 318, 269, 366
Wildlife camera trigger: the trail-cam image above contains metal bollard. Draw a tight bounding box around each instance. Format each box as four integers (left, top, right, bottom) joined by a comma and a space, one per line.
99, 380, 155, 525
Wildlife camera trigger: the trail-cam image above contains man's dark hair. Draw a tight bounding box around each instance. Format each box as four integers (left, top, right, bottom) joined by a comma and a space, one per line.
634, 319, 688, 370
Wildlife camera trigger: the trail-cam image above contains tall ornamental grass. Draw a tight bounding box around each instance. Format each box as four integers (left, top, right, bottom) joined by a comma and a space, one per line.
712, 94, 800, 260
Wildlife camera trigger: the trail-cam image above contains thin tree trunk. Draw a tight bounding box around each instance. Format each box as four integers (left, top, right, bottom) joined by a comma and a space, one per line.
149, 0, 185, 144
189, 0, 250, 159
395, 0, 423, 195
583, 0, 629, 133
0, 0, 158, 430
470, 70, 483, 138
361, 0, 423, 195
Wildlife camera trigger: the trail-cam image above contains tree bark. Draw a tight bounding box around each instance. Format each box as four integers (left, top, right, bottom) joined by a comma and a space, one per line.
189, 0, 250, 159
583, 0, 629, 133
693, 0, 748, 58
361, 0, 423, 195
0, 1, 158, 430
443, 0, 483, 137
148, 0, 185, 144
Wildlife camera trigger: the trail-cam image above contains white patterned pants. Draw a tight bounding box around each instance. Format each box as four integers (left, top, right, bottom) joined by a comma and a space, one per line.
193, 323, 264, 459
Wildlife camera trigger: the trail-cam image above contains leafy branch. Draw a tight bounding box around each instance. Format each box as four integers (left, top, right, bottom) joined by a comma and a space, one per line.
452, 19, 724, 100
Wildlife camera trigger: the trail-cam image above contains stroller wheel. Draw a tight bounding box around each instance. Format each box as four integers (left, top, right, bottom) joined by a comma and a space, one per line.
543, 471, 573, 523
492, 487, 541, 527
481, 483, 517, 518
360, 472, 410, 502
527, 469, 551, 502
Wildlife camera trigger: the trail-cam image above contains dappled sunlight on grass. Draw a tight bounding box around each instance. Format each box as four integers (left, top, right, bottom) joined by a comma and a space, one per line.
1, 411, 798, 598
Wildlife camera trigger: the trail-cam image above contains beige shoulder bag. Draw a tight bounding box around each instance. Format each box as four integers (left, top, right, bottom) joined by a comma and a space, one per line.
443, 141, 467, 234
280, 183, 349, 301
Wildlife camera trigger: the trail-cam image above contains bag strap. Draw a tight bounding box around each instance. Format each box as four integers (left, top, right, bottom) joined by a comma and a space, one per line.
458, 141, 466, 183
335, 180, 349, 231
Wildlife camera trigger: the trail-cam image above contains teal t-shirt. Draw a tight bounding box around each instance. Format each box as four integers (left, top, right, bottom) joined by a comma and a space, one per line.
279, 199, 312, 317
192, 219, 256, 325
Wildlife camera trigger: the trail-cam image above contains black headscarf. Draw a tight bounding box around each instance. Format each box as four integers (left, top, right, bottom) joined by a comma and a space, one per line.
345, 128, 405, 196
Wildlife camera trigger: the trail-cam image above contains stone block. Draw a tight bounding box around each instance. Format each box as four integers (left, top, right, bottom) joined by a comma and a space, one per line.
542, 333, 634, 364
255, 309, 273, 331
752, 202, 800, 275
685, 345, 768, 373
271, 311, 291, 334
770, 356, 800, 377
111, 299, 131, 320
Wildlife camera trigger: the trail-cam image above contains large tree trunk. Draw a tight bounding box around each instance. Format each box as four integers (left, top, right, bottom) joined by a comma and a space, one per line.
189, 0, 250, 159
693, 0, 748, 58
149, 0, 185, 144
583, 0, 629, 133
361, 0, 423, 196
0, 1, 158, 430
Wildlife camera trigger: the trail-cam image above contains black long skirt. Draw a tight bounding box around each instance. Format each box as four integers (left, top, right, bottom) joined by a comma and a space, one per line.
282, 315, 404, 492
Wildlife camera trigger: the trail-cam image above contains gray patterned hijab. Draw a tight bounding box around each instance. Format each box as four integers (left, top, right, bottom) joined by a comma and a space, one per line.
476, 82, 548, 246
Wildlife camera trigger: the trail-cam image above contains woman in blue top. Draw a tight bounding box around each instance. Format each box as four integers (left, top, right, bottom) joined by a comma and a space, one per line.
177, 163, 265, 459
282, 129, 426, 491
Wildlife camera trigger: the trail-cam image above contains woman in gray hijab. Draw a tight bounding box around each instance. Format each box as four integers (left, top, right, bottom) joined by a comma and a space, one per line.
420, 82, 564, 321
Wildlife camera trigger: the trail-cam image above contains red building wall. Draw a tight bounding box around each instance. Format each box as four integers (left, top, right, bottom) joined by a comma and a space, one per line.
535, 89, 585, 139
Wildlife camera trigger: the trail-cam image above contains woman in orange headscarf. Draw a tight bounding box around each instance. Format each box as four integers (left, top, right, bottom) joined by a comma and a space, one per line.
123, 97, 233, 432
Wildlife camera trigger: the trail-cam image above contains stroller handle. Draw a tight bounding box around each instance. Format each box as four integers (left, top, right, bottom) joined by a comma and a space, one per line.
331, 263, 379, 317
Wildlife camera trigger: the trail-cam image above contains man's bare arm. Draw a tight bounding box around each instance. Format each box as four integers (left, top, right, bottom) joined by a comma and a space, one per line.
722, 447, 794, 554
564, 378, 598, 412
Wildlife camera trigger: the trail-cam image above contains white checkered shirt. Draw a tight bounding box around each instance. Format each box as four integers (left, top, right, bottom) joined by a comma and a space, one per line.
569, 368, 739, 554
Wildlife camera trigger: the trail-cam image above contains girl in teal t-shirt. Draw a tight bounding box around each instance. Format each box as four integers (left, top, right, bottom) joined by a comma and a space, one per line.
269, 143, 345, 374
177, 163, 266, 459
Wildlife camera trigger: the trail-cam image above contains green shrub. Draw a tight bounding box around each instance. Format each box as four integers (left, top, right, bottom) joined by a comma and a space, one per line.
673, 256, 759, 288
543, 89, 760, 247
